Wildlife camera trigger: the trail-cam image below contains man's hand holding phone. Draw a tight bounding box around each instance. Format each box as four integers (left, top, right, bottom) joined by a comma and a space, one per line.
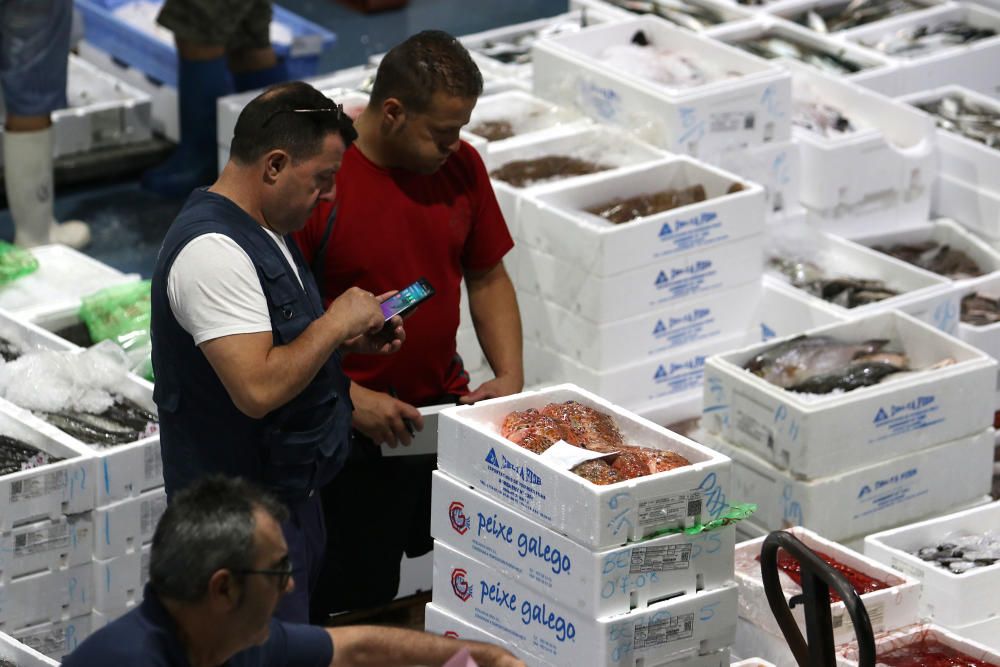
330, 287, 405, 355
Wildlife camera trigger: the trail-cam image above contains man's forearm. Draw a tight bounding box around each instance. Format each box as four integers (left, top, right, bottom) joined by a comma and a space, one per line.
467, 263, 523, 384
328, 626, 515, 667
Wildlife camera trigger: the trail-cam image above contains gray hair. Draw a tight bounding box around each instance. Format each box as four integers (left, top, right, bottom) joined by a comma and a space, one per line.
149, 476, 289, 602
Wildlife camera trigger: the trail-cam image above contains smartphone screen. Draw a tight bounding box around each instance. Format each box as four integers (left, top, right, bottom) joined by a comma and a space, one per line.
380, 278, 435, 321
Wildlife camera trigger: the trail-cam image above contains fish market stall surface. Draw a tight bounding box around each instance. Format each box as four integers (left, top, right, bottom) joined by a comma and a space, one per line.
437, 384, 732, 550
701, 310, 995, 478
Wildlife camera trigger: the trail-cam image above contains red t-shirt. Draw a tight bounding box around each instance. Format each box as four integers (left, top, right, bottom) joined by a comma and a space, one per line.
293, 141, 513, 406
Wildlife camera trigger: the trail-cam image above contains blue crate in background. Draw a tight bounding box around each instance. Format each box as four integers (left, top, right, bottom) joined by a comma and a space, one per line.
75, 0, 336, 87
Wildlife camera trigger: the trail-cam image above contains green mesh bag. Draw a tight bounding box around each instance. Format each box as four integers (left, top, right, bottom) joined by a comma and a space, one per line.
78, 280, 153, 381
0, 241, 39, 285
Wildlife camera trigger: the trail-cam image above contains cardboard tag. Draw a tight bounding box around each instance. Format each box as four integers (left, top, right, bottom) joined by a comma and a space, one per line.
442, 648, 478, 667
539, 439, 618, 470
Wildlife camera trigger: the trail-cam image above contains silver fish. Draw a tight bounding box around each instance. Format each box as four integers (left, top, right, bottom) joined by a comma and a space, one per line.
743, 334, 904, 390
869, 21, 997, 57
916, 94, 1000, 149
735, 34, 864, 75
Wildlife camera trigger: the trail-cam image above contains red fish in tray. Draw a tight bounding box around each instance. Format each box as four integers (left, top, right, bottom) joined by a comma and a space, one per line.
539, 400, 624, 451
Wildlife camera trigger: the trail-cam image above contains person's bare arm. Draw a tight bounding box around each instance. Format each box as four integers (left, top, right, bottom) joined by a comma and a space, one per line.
327, 626, 525, 667
461, 261, 524, 404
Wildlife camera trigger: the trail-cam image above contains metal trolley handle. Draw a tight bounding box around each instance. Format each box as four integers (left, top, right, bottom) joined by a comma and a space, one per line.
759, 531, 877, 667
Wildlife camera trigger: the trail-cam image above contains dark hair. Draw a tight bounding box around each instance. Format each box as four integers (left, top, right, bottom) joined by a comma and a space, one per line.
229, 81, 358, 164
149, 476, 289, 603
369, 30, 483, 113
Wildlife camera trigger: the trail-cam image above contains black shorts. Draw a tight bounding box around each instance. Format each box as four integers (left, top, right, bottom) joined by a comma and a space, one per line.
157, 0, 272, 51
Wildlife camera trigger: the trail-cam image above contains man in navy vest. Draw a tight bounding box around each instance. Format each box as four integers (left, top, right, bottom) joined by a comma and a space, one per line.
150, 81, 405, 623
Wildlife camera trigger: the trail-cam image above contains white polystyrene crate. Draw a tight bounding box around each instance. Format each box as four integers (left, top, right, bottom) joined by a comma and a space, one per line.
465, 90, 587, 147
571, 0, 755, 31
0, 306, 79, 355
519, 234, 763, 324
731, 659, 776, 667
864, 500, 1000, 627
437, 384, 733, 550
0, 562, 91, 632
433, 540, 738, 666
0, 400, 93, 532
700, 427, 994, 542
836, 624, 1000, 665
735, 527, 921, 644
705, 138, 800, 220
766, 232, 959, 333
710, 15, 900, 96
854, 218, 1000, 281
847, 3, 1000, 98
934, 170, 1000, 241
92, 486, 165, 560
765, 0, 945, 35
532, 16, 793, 156
432, 470, 736, 618
756, 275, 848, 342
456, 328, 485, 374
783, 60, 936, 219
701, 310, 996, 478
519, 157, 764, 276
0, 631, 59, 667
10, 613, 92, 662
949, 615, 1000, 653
633, 388, 704, 430
0, 513, 93, 582
734, 616, 822, 667
960, 274, 1000, 410
0, 246, 139, 319
91, 544, 148, 614
424, 601, 556, 666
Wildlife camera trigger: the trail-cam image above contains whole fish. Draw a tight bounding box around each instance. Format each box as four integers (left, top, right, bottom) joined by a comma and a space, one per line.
786, 360, 905, 394
915, 94, 1000, 149
869, 21, 997, 57
743, 334, 904, 389
0, 434, 63, 475
586, 185, 709, 223
792, 0, 932, 32
794, 100, 857, 136
735, 34, 863, 75
961, 292, 1000, 326
872, 241, 982, 279
605, 0, 729, 30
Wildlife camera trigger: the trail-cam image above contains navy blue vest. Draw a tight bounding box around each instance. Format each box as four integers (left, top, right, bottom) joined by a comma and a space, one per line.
150, 189, 352, 502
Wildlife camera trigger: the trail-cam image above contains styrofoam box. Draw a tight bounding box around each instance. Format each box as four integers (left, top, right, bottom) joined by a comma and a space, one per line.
705, 139, 800, 219
933, 170, 1000, 242
0, 562, 92, 631
0, 513, 93, 582
701, 310, 996, 478
735, 527, 920, 644
0, 400, 93, 533
633, 388, 704, 429
570, 0, 754, 33
91, 543, 149, 613
701, 427, 994, 542
731, 659, 775, 667
10, 613, 92, 662
0, 631, 58, 667
519, 157, 765, 277
0, 306, 79, 355
433, 539, 738, 666
424, 601, 557, 667
465, 90, 588, 147
756, 274, 848, 342
948, 615, 1000, 653
532, 16, 794, 156
709, 15, 900, 97
518, 234, 764, 323
432, 470, 736, 618
864, 500, 1000, 627
836, 624, 1000, 666
520, 280, 761, 370
438, 384, 733, 550
766, 232, 959, 334
847, 3, 1000, 99
782, 59, 935, 218
765, 0, 944, 32
734, 615, 826, 667
92, 486, 165, 560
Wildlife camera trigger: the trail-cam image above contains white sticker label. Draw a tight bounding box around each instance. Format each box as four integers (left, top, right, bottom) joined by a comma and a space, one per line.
13, 522, 69, 556
143, 443, 162, 482
630, 544, 693, 573
10, 470, 66, 503
834, 601, 884, 635
538, 440, 617, 470
634, 613, 695, 649
637, 491, 701, 527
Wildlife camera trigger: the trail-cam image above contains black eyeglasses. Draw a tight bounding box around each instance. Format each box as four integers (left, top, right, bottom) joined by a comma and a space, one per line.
233, 557, 295, 590
261, 105, 345, 129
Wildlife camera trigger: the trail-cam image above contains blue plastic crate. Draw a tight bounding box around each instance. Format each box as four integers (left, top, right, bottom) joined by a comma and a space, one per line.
75, 0, 336, 87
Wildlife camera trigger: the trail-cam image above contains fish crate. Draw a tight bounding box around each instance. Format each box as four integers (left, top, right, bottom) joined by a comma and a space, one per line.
708, 14, 900, 97
10, 613, 92, 662
517, 233, 764, 324
517, 157, 765, 277
846, 2, 1000, 98
633, 388, 704, 434
0, 514, 94, 585
0, 307, 79, 356
464, 90, 589, 147
700, 310, 997, 479
779, 60, 936, 224
91, 485, 165, 560
697, 427, 994, 542
835, 624, 1000, 666
852, 217, 1000, 282
765, 232, 959, 333
731, 660, 776, 667
0, 631, 59, 667
864, 500, 1000, 628
74, 0, 336, 88
735, 527, 921, 646
531, 15, 794, 156
756, 274, 849, 343
570, 0, 755, 35
947, 615, 1000, 653
0, 55, 151, 167
934, 171, 1000, 242
437, 383, 733, 550
0, 246, 139, 319
432, 539, 738, 667
91, 543, 149, 613
0, 562, 92, 633
431, 470, 736, 619
704, 138, 800, 221
518, 280, 762, 370
765, 0, 946, 35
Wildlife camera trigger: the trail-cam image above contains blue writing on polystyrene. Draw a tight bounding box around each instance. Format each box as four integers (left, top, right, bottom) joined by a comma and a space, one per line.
485, 448, 500, 467
857, 468, 918, 500
499, 453, 542, 486
521, 599, 576, 643
480, 579, 517, 611
871, 395, 942, 441
578, 80, 621, 122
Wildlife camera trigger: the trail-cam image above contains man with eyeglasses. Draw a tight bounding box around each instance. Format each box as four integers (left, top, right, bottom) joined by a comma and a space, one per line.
149, 81, 402, 623
62, 476, 526, 667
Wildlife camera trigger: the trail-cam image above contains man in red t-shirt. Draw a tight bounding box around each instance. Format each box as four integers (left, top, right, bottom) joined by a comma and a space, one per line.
293, 31, 523, 616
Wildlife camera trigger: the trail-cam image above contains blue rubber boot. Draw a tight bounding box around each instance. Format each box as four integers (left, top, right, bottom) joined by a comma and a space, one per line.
142, 56, 234, 199
232, 58, 289, 92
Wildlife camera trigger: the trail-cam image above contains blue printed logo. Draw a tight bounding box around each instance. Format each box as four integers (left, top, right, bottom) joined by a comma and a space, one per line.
660, 212, 717, 239
653, 320, 667, 336
858, 468, 918, 499
659, 222, 673, 237
761, 323, 777, 341
654, 356, 706, 383
656, 271, 669, 287
485, 448, 500, 467
500, 454, 542, 485
873, 396, 936, 424
654, 365, 668, 381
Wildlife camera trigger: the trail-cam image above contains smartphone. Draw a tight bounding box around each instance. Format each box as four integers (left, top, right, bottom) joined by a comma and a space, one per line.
380, 278, 435, 321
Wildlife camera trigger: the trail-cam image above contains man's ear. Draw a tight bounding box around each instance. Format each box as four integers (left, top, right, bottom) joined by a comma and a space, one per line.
206, 569, 242, 613
381, 97, 406, 130
263, 150, 290, 183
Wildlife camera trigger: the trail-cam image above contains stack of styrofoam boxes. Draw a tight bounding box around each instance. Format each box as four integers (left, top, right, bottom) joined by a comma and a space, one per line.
699, 311, 997, 546
836, 624, 1000, 665
901, 86, 1000, 246
777, 59, 938, 235
865, 500, 1000, 652
426, 384, 740, 666
732, 527, 922, 666
513, 157, 765, 415
846, 2, 1000, 98
531, 16, 800, 222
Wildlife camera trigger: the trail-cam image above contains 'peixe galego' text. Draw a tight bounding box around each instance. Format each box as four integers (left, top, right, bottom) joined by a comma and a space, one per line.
477, 511, 572, 575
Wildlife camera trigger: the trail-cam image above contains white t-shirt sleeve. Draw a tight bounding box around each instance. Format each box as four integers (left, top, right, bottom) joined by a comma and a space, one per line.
167, 233, 273, 346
